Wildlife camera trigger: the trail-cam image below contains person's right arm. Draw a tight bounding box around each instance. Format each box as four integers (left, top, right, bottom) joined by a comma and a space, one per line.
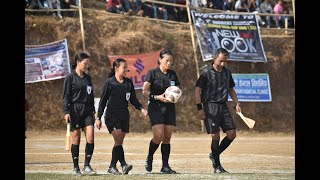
95, 80, 110, 130
195, 73, 206, 120
142, 70, 168, 103
62, 75, 72, 123
97, 80, 110, 119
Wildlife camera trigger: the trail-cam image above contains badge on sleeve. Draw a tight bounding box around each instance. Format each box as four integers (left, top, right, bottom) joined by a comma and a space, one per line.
87, 86, 92, 94
170, 80, 175, 86
126, 92, 131, 101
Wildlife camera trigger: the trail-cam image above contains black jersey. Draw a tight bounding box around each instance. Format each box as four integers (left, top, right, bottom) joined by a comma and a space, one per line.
144, 67, 180, 99
195, 66, 235, 103
62, 71, 95, 114
97, 76, 143, 119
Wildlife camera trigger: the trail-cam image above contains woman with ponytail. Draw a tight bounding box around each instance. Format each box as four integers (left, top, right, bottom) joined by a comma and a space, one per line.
62, 52, 97, 176
96, 58, 148, 175
142, 48, 180, 174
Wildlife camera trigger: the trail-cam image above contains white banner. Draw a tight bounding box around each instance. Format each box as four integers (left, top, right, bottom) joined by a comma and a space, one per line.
25, 39, 71, 83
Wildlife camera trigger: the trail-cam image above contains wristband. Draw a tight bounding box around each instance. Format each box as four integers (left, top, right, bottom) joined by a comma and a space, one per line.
196, 103, 203, 110
149, 93, 157, 100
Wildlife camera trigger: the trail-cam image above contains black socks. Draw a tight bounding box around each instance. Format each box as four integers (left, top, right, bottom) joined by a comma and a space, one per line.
211, 139, 221, 168
71, 144, 80, 168
219, 136, 233, 154
84, 143, 94, 167
161, 143, 170, 167
147, 140, 160, 160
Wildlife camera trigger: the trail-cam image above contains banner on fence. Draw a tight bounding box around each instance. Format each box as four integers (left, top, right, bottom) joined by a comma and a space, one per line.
228, 73, 272, 102
109, 50, 161, 89
191, 10, 267, 62
25, 39, 71, 83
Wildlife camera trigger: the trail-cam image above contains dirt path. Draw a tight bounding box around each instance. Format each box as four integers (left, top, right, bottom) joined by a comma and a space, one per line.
25, 130, 294, 175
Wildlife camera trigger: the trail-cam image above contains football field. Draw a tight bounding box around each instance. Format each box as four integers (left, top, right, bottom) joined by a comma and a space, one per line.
25, 130, 294, 179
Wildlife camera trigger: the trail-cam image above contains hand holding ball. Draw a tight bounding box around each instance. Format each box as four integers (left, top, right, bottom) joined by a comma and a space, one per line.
164, 86, 182, 103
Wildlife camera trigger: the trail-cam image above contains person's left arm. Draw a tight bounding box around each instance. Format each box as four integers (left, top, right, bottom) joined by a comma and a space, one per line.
88, 76, 96, 116
174, 71, 180, 88
228, 73, 241, 113
129, 80, 148, 116
229, 88, 241, 113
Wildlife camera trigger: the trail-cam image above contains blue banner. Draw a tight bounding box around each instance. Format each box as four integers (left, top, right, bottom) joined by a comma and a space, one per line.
228, 74, 272, 102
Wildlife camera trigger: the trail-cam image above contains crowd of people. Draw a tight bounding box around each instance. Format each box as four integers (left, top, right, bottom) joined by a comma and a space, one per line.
25, 0, 294, 28
105, 0, 294, 27
25, 0, 79, 18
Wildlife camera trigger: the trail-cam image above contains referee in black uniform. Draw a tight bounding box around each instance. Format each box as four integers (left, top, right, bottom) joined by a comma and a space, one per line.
62, 52, 97, 176
142, 48, 180, 174
95, 58, 148, 175
195, 48, 241, 173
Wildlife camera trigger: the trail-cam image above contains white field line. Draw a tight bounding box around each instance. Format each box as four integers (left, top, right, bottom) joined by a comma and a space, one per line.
25, 170, 294, 174
26, 137, 294, 141
25, 152, 294, 159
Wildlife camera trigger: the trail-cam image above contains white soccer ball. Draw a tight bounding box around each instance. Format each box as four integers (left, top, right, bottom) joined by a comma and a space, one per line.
164, 86, 183, 103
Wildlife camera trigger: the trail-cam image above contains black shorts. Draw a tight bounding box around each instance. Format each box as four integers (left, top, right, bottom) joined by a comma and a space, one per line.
70, 103, 95, 131
148, 100, 176, 126
105, 108, 129, 134
203, 102, 236, 134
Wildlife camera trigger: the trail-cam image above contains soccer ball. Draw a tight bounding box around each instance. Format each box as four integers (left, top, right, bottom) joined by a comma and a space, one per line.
164, 86, 183, 103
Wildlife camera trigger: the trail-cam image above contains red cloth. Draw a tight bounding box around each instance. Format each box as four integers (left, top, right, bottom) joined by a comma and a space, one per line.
106, 0, 122, 9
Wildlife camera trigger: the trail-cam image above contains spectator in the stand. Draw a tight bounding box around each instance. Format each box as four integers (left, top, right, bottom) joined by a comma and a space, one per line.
61, 0, 71, 17
222, 0, 235, 11
37, 0, 49, 9
25, 0, 38, 9
273, 0, 289, 28
25, 0, 30, 8
48, 0, 63, 18
259, 0, 274, 28
165, 0, 186, 22
190, 0, 200, 7
248, 0, 257, 12
248, 0, 265, 26
176, 0, 188, 22
61, 0, 76, 17
208, 1, 214, 9
141, 1, 153, 18
123, 0, 144, 16
282, 1, 294, 28
107, 0, 125, 14
166, 0, 178, 21
201, 0, 207, 7
152, 0, 168, 20
212, 0, 224, 10
235, 0, 248, 12
255, 0, 260, 7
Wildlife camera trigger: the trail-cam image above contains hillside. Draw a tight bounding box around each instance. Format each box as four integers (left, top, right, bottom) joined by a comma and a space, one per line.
25, 8, 295, 132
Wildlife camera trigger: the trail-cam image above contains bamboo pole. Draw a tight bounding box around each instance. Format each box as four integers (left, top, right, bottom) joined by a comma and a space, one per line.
285, 17, 288, 35
186, 2, 199, 78
292, 0, 295, 26
186, 0, 203, 132
79, 0, 86, 51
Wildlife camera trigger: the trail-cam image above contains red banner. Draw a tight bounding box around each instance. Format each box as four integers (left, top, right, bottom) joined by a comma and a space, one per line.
109, 50, 161, 89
